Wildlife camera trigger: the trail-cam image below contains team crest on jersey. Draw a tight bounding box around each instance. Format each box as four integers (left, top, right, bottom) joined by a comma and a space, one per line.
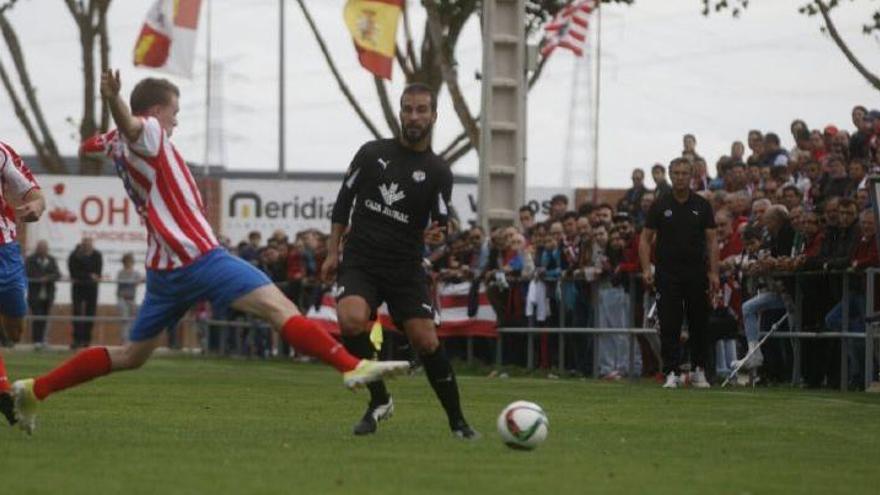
412, 170, 426, 183
379, 182, 405, 206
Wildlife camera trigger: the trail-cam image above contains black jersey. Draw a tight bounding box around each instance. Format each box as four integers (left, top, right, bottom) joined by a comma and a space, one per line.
645, 191, 716, 272
331, 139, 453, 265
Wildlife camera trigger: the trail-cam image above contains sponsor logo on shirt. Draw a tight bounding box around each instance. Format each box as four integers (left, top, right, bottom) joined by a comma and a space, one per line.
379, 182, 405, 206
364, 198, 409, 224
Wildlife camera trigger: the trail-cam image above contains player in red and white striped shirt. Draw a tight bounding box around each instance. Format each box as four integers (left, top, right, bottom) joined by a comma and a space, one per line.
9, 70, 408, 434
0, 141, 45, 426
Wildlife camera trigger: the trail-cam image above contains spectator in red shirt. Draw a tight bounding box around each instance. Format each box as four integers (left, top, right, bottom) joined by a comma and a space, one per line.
716, 210, 743, 265
798, 211, 824, 259
810, 130, 828, 162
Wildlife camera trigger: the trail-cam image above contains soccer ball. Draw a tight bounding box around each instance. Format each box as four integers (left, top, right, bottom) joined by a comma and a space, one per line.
497, 401, 549, 450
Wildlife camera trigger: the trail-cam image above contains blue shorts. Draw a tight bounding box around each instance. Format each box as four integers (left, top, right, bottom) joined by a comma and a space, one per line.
129, 248, 272, 342
0, 242, 27, 318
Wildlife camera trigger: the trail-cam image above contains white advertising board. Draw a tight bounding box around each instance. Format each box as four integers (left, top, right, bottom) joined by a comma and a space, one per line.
24, 176, 146, 304
220, 178, 574, 242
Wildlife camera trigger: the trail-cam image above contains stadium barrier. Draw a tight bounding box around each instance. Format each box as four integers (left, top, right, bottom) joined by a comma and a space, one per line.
17, 269, 880, 390
740, 268, 878, 391
494, 326, 657, 380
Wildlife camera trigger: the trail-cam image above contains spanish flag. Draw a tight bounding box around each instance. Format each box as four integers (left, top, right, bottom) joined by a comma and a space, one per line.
344, 0, 402, 80
133, 0, 202, 77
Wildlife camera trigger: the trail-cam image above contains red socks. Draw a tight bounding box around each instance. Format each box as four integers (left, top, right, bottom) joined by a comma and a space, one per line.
22, 319, 356, 400
281, 316, 359, 372
0, 354, 9, 393
33, 347, 112, 400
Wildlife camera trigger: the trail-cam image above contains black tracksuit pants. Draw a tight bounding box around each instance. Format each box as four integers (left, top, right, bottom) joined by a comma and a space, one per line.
656, 268, 710, 374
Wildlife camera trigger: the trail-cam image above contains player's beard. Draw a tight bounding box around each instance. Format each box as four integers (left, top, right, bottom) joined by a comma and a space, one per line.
402, 122, 432, 145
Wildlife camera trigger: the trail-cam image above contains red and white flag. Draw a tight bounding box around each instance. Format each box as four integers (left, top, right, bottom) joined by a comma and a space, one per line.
307, 282, 498, 338
541, 0, 595, 58
133, 0, 203, 77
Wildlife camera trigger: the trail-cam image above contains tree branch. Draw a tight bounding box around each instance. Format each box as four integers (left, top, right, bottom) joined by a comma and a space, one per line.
815, 0, 880, 91
443, 140, 474, 166
402, 1, 419, 73
295, 0, 383, 139
439, 128, 470, 158
62, 0, 78, 19
98, 0, 111, 131
0, 59, 63, 172
0, 10, 63, 171
374, 76, 400, 137
423, 1, 479, 152
528, 51, 550, 89
394, 44, 414, 80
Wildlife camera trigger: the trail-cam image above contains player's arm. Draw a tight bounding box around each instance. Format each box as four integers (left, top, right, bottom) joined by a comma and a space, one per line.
322, 223, 346, 284
426, 165, 454, 241
640, 200, 661, 288
322, 149, 366, 283
14, 187, 45, 222
101, 69, 143, 143
705, 228, 720, 292
703, 202, 720, 292
2, 150, 44, 222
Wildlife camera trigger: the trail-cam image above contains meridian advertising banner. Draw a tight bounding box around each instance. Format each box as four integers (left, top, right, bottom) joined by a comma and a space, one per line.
219, 178, 574, 243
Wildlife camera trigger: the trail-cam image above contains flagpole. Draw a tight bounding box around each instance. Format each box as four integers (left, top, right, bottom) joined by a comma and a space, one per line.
203, 0, 212, 177
592, 0, 601, 202
278, 0, 286, 180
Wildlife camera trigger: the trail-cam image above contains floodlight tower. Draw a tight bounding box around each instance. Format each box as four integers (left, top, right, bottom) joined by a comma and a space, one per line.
478, 0, 527, 231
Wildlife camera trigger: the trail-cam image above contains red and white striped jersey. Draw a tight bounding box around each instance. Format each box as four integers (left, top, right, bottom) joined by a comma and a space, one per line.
85, 117, 218, 270
0, 141, 40, 245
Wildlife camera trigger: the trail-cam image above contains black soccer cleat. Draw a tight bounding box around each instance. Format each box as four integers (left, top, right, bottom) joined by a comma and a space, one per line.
353, 397, 394, 436
0, 391, 17, 426
450, 418, 480, 440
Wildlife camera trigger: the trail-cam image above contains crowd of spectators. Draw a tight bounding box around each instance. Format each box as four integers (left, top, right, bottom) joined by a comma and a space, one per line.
14, 105, 880, 389
467, 105, 878, 388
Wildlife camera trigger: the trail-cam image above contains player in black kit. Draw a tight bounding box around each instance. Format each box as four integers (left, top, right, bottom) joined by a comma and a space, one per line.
322, 83, 478, 439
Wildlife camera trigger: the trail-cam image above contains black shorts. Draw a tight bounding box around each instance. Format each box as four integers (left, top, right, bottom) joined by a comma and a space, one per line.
336, 260, 435, 324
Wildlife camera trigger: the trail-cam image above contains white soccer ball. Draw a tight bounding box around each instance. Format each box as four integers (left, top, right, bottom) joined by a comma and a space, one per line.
497, 401, 549, 450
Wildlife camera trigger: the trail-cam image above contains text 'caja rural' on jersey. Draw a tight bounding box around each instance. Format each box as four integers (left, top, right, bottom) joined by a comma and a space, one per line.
331, 139, 453, 265
83, 117, 218, 270
0, 141, 40, 245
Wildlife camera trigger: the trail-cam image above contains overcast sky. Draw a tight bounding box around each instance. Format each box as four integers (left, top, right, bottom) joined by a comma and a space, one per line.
1, 0, 879, 189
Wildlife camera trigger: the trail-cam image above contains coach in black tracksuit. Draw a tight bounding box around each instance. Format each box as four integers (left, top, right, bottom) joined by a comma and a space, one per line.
322, 83, 477, 439
640, 158, 720, 385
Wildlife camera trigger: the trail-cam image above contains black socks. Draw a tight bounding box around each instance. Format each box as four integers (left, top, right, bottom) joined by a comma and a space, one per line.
420, 347, 465, 426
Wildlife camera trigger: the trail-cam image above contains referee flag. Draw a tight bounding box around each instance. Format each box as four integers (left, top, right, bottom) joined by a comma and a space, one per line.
344, 0, 403, 79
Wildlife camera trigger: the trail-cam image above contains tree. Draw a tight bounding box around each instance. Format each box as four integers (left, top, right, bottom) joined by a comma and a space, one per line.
0, 0, 65, 173
0, 0, 112, 174
297, 0, 632, 166
64, 0, 113, 175
702, 0, 880, 91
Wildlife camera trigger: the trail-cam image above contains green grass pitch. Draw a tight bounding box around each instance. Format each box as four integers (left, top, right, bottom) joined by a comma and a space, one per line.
3, 352, 879, 495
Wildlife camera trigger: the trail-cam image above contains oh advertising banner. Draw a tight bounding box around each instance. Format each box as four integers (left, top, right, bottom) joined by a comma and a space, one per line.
24, 176, 146, 304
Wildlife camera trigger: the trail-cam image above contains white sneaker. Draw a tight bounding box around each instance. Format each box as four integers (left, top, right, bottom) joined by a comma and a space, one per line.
690, 367, 711, 389
662, 372, 679, 389
12, 379, 38, 435
731, 344, 764, 371
343, 360, 410, 390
